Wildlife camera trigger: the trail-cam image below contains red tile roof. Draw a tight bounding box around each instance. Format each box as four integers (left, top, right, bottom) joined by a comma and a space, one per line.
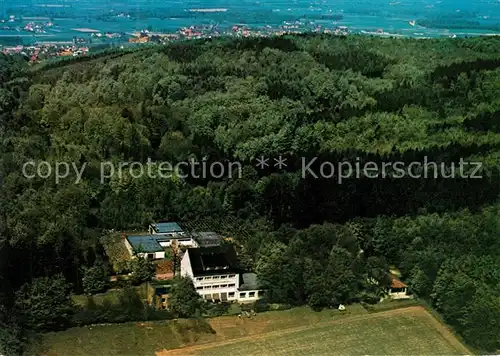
391, 277, 407, 289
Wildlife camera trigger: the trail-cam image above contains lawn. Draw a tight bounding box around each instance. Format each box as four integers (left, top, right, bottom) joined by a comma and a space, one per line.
36, 319, 216, 356
168, 306, 470, 356
38, 303, 471, 356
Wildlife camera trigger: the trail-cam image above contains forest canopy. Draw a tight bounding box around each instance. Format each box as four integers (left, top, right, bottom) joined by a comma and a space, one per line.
1, 34, 500, 354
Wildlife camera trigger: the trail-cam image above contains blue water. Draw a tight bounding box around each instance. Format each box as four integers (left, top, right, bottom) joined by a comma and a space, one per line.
1, 0, 500, 44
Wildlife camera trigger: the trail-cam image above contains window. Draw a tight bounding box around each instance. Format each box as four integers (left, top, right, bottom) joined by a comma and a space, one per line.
196, 286, 203, 290
196, 277, 203, 281
228, 274, 235, 278
239, 292, 246, 298
161, 298, 166, 302
147, 253, 154, 260
205, 276, 212, 280
228, 284, 235, 288
220, 275, 227, 279
204, 286, 211, 289
249, 292, 255, 297
212, 285, 220, 289
229, 292, 235, 297
212, 276, 220, 279
220, 284, 227, 288
258, 290, 265, 297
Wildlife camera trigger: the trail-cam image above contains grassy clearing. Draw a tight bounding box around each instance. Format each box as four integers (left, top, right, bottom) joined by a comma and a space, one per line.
37, 319, 216, 356
181, 307, 470, 356
38, 304, 471, 356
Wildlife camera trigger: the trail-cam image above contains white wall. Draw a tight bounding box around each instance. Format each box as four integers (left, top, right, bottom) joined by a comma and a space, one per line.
159, 238, 198, 248
178, 239, 198, 247
137, 251, 165, 260
198, 285, 239, 299
190, 273, 240, 301
236, 290, 264, 303
180, 251, 194, 279
193, 274, 239, 289
124, 238, 134, 256
198, 289, 264, 303
389, 288, 410, 299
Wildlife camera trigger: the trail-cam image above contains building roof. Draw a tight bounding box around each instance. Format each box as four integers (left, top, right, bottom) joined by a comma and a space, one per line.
186, 245, 240, 277
238, 272, 261, 291
127, 233, 193, 253
391, 277, 408, 289
126, 235, 164, 253
151, 222, 183, 234
191, 232, 223, 247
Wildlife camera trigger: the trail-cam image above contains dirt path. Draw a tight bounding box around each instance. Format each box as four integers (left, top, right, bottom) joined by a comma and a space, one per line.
156, 306, 471, 356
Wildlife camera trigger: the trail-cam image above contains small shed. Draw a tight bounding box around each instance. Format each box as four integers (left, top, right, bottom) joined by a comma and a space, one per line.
388, 277, 409, 299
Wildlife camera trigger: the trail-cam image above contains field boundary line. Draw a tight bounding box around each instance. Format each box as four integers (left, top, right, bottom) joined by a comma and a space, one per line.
157, 306, 468, 355
419, 307, 473, 355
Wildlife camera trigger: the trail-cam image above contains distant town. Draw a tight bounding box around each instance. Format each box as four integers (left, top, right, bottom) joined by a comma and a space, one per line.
0, 12, 358, 62
2, 9, 498, 62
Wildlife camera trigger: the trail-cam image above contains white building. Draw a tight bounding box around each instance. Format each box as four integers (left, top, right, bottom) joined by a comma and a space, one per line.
124, 235, 166, 260
388, 277, 410, 299
125, 234, 198, 260
181, 245, 264, 303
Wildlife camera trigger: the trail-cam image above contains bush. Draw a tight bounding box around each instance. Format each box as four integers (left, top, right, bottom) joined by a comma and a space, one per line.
168, 277, 203, 318
253, 300, 271, 313
109, 275, 131, 289
72, 288, 175, 326
359, 292, 380, 305
14, 274, 74, 332
204, 302, 231, 317
130, 258, 155, 285
82, 264, 110, 295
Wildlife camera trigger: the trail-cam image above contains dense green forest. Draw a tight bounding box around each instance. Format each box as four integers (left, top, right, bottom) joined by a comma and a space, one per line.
1, 34, 500, 354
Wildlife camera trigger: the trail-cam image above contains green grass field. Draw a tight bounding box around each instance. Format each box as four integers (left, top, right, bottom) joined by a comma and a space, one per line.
38, 302, 471, 356
186, 307, 470, 356
36, 319, 216, 356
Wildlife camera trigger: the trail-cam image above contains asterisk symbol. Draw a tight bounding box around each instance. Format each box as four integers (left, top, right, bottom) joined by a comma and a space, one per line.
274, 156, 287, 169
255, 156, 269, 169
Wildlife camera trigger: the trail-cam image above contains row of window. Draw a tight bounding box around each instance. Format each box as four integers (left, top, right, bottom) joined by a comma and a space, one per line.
196, 274, 236, 281
196, 284, 236, 290
240, 291, 265, 298
200, 291, 265, 300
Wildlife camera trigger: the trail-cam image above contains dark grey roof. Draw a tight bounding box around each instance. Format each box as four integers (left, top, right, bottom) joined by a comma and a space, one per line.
238, 272, 261, 291
191, 231, 223, 247
126, 234, 193, 253
186, 245, 240, 277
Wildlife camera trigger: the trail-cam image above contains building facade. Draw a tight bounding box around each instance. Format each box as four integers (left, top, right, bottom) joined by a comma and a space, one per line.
181, 245, 264, 303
